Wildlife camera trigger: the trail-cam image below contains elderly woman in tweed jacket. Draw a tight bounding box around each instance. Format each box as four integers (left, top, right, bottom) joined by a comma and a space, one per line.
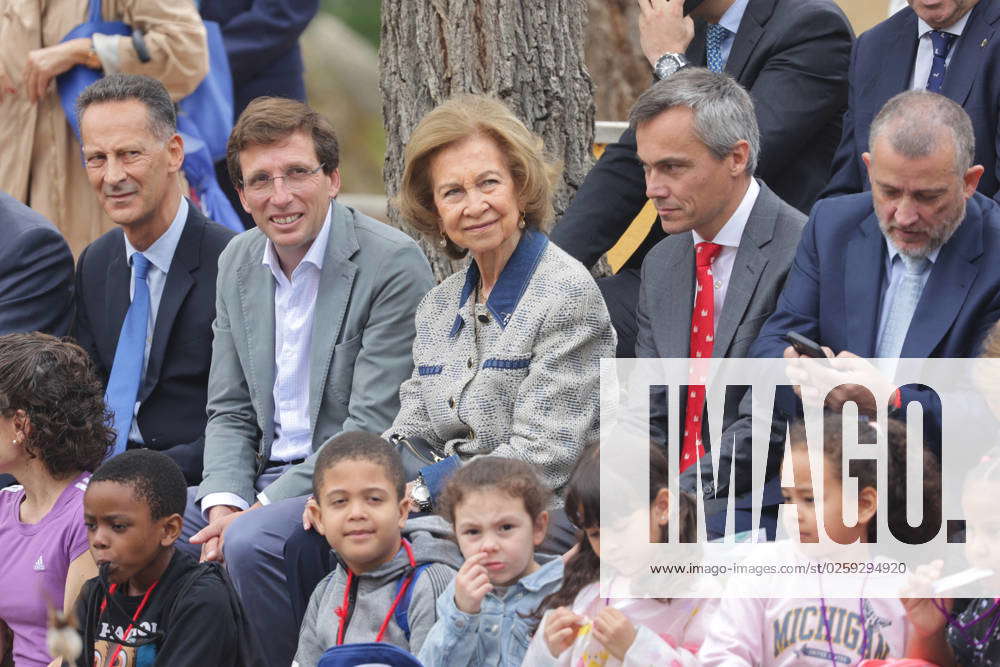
387, 95, 616, 515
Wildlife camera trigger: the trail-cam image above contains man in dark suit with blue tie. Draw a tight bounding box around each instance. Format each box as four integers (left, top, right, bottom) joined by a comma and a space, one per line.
826, 0, 1000, 200
72, 74, 235, 484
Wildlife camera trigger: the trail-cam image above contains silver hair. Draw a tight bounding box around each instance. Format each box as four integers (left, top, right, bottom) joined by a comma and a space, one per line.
868, 90, 975, 173
628, 67, 760, 173
75, 73, 176, 141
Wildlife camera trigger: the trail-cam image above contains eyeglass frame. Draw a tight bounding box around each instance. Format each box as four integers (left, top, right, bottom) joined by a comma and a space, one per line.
239, 163, 327, 195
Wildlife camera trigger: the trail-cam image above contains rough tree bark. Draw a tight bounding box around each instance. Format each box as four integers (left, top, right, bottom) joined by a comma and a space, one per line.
380, 0, 595, 281
585, 0, 650, 121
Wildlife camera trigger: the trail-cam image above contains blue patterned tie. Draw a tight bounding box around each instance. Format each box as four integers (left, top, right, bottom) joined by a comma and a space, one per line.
926, 30, 957, 93
105, 253, 151, 458
706, 24, 730, 73
876, 255, 929, 359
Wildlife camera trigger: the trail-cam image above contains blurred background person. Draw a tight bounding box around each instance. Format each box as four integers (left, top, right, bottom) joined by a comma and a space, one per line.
0, 0, 207, 255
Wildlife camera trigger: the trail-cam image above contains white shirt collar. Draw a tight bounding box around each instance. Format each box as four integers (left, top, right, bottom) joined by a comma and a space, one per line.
262, 201, 333, 281
692, 178, 759, 248
123, 196, 188, 273
718, 0, 750, 35
917, 10, 971, 39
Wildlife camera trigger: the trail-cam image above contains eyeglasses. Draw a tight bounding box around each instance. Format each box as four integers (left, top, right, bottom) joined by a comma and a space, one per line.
243, 164, 324, 195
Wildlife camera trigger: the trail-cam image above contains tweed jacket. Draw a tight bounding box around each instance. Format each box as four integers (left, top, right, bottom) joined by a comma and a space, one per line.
385, 230, 616, 496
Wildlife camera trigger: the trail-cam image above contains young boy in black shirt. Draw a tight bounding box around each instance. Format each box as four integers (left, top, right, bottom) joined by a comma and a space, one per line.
73, 450, 257, 667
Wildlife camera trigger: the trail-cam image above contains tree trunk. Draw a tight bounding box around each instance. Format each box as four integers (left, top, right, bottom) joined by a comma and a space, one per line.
380, 0, 595, 281
585, 0, 650, 122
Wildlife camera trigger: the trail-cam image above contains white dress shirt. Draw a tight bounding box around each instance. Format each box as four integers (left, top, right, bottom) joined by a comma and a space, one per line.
122, 196, 188, 444
910, 11, 971, 90
691, 178, 760, 333
201, 204, 333, 514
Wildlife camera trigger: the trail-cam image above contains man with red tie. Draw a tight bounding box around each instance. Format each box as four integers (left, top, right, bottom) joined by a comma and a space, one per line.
632, 67, 804, 536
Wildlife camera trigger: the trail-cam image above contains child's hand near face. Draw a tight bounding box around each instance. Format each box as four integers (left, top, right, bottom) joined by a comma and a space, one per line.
544, 606, 583, 657
592, 607, 638, 661
454, 552, 494, 614
901, 560, 953, 638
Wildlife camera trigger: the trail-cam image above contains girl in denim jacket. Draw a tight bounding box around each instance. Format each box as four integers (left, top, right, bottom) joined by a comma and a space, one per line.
418, 456, 564, 667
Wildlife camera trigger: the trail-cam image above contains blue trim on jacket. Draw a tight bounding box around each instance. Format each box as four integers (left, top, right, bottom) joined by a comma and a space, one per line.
449, 230, 549, 337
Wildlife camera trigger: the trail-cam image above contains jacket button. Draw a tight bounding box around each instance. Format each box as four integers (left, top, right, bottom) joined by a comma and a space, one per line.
467, 358, 473, 368
448, 397, 455, 408
477, 314, 490, 324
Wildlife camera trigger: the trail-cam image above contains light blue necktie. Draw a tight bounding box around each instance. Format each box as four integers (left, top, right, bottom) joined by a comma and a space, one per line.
876, 255, 930, 359
706, 24, 730, 74
105, 252, 151, 458
925, 30, 957, 94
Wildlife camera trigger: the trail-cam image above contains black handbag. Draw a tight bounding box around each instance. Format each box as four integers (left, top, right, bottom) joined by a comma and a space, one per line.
390, 434, 446, 481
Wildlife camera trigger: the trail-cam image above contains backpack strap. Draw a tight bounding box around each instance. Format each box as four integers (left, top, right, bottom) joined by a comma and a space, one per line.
393, 563, 432, 640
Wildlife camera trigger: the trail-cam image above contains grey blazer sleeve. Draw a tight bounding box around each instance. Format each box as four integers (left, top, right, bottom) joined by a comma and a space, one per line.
198, 243, 263, 505
0, 224, 74, 336
262, 241, 435, 503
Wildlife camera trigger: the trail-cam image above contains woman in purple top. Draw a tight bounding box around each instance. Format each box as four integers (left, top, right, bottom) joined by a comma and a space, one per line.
0, 333, 111, 667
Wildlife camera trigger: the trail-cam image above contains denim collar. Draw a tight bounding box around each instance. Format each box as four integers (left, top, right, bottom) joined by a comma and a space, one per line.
516, 553, 564, 593
449, 229, 549, 337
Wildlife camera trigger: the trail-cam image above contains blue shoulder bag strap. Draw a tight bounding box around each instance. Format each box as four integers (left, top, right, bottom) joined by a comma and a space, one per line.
57, 0, 131, 140
393, 563, 432, 640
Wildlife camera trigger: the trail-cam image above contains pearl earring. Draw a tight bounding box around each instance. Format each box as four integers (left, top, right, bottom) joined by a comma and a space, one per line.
517, 215, 526, 230
438, 231, 447, 248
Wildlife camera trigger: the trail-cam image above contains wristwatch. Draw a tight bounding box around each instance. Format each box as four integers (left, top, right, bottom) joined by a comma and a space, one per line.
411, 474, 433, 513
653, 52, 689, 81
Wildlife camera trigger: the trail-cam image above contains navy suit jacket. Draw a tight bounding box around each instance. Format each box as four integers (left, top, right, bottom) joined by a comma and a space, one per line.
73, 204, 235, 484
753, 191, 1000, 361
551, 0, 853, 270
825, 1, 1000, 200
199, 0, 318, 115
0, 192, 73, 336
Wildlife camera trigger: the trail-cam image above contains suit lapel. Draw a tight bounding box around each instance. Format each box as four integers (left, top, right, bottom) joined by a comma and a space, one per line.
901, 199, 983, 356
942, 2, 997, 106
308, 203, 359, 429
105, 235, 131, 354
237, 239, 276, 430
661, 236, 696, 358
845, 215, 885, 357
714, 184, 774, 358
141, 207, 202, 400
724, 0, 772, 81
870, 11, 919, 100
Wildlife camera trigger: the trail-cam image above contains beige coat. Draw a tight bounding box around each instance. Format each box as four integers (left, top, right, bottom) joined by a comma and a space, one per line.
0, 0, 207, 255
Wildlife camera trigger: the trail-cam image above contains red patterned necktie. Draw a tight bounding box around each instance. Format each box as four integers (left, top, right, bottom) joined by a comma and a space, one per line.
681, 242, 723, 472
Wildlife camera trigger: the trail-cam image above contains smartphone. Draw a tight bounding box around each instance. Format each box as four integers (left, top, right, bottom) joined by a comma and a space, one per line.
784, 331, 827, 359
930, 567, 995, 595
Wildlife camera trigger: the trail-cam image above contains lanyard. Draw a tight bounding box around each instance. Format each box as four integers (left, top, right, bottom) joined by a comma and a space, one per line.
334, 539, 416, 645
99, 579, 160, 667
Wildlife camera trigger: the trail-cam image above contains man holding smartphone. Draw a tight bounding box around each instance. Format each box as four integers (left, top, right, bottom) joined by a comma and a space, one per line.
751, 90, 1000, 437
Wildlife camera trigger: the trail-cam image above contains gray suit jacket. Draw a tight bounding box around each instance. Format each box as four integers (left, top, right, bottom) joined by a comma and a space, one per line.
635, 181, 804, 502
196, 201, 435, 505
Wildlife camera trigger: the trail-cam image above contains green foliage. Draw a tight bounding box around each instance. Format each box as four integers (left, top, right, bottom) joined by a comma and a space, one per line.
320, 0, 381, 47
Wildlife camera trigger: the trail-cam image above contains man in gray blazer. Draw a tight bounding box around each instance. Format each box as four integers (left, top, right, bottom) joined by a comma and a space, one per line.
632, 69, 804, 538
180, 97, 434, 665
